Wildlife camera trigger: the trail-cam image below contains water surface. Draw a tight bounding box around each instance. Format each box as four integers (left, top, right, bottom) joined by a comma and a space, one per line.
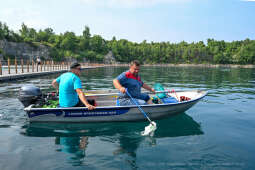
0, 66, 254, 170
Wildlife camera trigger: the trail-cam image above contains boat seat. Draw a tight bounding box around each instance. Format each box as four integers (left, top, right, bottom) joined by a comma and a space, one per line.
96, 100, 116, 107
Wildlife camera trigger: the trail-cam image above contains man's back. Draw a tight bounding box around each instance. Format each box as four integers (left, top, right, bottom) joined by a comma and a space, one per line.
56, 72, 82, 107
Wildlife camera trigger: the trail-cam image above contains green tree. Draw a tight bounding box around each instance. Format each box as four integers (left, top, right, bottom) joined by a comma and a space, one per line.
79, 26, 91, 51
19, 23, 37, 42
37, 28, 54, 42
60, 31, 77, 51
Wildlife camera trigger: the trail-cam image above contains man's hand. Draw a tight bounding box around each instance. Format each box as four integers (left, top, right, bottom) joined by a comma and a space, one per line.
86, 104, 95, 110
120, 87, 126, 94
151, 88, 156, 94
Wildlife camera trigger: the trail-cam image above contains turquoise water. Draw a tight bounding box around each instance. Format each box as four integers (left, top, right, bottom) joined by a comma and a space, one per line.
0, 66, 254, 170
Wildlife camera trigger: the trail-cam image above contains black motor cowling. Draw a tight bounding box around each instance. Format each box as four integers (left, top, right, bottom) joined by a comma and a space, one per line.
18, 85, 44, 107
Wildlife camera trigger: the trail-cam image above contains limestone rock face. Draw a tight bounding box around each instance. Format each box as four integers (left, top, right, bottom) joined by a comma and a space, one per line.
104, 51, 116, 64
0, 39, 50, 61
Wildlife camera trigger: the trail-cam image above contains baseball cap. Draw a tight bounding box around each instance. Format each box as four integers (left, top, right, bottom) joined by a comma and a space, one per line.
70, 62, 81, 69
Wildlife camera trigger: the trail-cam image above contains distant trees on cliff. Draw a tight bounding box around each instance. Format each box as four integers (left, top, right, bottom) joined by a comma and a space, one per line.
0, 21, 255, 64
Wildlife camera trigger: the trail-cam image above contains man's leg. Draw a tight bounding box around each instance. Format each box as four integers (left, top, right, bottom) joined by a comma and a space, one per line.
119, 97, 147, 106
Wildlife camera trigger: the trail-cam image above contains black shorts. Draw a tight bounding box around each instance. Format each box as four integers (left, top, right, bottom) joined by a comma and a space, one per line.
74, 99, 96, 107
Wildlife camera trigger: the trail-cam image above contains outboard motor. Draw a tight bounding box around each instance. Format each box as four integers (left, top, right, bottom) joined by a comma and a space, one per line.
18, 85, 44, 107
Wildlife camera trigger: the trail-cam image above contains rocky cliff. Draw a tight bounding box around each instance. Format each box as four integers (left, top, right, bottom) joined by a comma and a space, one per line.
103, 51, 116, 64
0, 39, 50, 61
0, 39, 116, 64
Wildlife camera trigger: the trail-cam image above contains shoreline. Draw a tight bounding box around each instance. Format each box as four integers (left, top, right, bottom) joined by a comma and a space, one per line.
107, 63, 255, 68
141, 63, 255, 68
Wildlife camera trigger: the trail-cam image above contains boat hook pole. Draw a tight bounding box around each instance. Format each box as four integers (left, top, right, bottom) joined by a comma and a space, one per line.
125, 90, 153, 123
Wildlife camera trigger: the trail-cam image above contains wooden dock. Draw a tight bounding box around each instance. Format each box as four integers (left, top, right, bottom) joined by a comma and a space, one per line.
0, 66, 104, 82
0, 58, 105, 82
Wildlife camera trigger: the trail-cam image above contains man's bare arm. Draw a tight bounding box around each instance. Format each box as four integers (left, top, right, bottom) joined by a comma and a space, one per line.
52, 79, 59, 93
76, 88, 95, 110
113, 79, 126, 93
142, 83, 155, 93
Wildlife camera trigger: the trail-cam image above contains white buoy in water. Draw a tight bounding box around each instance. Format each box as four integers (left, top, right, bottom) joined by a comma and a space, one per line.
141, 121, 157, 136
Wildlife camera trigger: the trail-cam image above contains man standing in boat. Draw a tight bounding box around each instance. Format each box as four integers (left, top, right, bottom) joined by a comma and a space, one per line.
52, 62, 95, 110
113, 60, 155, 105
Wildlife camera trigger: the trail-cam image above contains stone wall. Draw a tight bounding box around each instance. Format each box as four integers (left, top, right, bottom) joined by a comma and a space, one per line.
0, 39, 51, 61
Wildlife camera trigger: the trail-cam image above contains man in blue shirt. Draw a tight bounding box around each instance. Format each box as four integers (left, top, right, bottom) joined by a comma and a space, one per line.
52, 62, 95, 110
113, 60, 155, 105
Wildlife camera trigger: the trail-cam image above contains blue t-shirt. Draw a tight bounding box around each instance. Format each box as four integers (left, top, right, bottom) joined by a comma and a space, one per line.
116, 71, 150, 101
56, 72, 82, 107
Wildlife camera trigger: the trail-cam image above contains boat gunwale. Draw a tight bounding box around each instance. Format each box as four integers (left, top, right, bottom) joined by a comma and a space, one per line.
24, 90, 208, 112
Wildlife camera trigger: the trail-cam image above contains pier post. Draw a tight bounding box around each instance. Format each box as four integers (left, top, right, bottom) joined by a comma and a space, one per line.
15, 58, 18, 74
21, 59, 24, 73
27, 60, 29, 73
27, 60, 29, 72
0, 60, 2, 75
32, 60, 34, 72
8, 58, 10, 74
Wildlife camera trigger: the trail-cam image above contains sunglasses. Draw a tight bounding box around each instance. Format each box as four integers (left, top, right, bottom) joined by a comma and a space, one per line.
76, 67, 82, 71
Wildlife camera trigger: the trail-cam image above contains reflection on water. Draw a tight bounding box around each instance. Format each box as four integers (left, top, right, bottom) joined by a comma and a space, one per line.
55, 136, 88, 165
21, 113, 202, 137
21, 113, 203, 166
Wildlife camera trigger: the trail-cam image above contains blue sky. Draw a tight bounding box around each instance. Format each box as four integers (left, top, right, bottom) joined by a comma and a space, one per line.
0, 0, 254, 43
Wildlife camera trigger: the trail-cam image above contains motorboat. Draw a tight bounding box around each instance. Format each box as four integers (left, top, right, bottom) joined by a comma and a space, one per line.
18, 85, 207, 123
